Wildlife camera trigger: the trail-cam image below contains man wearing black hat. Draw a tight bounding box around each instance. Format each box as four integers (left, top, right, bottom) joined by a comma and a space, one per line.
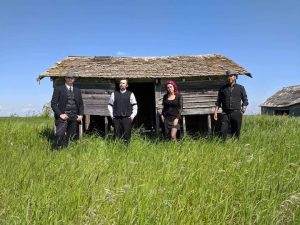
51, 70, 84, 149
213, 69, 248, 140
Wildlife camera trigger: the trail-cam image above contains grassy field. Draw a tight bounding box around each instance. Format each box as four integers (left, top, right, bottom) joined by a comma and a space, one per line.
0, 115, 300, 224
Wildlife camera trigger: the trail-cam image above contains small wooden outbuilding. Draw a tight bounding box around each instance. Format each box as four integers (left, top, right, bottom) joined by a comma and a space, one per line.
261, 85, 300, 116
37, 54, 252, 135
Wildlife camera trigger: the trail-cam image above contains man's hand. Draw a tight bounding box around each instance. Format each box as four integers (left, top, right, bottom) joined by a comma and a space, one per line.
60, 114, 69, 120
213, 112, 218, 121
161, 115, 165, 123
213, 107, 219, 121
77, 115, 83, 122
173, 118, 179, 126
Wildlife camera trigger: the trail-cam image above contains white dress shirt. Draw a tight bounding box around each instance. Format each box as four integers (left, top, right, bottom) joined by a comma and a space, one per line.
108, 90, 138, 119
65, 84, 73, 91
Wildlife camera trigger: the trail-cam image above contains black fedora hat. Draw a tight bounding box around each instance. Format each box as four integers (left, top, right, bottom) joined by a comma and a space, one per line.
226, 69, 238, 76
65, 70, 76, 78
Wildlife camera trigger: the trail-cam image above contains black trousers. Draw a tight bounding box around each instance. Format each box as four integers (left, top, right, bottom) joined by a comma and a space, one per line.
220, 110, 243, 139
113, 117, 132, 143
53, 118, 79, 149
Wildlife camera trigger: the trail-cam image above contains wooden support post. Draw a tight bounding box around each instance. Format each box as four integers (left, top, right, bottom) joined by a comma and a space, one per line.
79, 122, 83, 138
85, 114, 90, 131
105, 116, 108, 135
154, 80, 162, 135
155, 110, 160, 135
182, 115, 186, 136
207, 114, 212, 134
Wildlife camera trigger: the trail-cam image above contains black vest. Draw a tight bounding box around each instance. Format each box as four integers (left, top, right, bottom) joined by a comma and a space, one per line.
219, 84, 244, 111
113, 90, 132, 117
65, 89, 78, 114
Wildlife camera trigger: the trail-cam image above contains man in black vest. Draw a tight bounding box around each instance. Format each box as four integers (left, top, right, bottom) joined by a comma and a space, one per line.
213, 69, 249, 140
108, 79, 138, 143
51, 70, 84, 149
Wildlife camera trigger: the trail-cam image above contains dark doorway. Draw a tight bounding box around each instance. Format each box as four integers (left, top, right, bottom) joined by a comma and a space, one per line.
128, 82, 156, 131
275, 109, 289, 115
85, 115, 106, 135
185, 115, 209, 135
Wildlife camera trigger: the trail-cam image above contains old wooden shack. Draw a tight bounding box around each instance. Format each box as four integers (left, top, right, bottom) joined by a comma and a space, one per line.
37, 54, 252, 135
261, 85, 300, 116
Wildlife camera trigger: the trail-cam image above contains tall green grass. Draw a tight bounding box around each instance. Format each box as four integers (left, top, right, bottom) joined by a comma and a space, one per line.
0, 115, 300, 224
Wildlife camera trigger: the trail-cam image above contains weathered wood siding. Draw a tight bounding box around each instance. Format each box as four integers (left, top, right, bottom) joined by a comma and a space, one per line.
261, 107, 275, 115
262, 107, 286, 115
261, 105, 300, 116
289, 104, 300, 116
156, 79, 225, 115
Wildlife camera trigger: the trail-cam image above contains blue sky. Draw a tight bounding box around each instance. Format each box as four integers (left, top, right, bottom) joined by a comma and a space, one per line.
0, 0, 299, 116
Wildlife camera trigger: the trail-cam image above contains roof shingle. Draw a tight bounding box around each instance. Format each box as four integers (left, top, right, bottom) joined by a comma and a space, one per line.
261, 85, 300, 107
37, 54, 252, 80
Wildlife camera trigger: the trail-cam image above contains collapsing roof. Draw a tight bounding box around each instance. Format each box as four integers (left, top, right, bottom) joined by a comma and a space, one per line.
261, 85, 300, 108
37, 54, 252, 80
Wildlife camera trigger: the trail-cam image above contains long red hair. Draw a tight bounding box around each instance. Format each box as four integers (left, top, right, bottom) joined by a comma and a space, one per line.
165, 80, 180, 95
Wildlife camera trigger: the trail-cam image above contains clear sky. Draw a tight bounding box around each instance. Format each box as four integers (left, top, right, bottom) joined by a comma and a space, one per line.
0, 0, 299, 116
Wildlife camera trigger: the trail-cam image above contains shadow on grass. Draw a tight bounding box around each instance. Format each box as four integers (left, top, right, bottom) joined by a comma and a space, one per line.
38, 125, 223, 150
38, 126, 55, 148
39, 126, 55, 141
131, 127, 221, 144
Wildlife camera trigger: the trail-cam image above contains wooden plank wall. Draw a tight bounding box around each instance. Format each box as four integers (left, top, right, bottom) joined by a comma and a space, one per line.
261, 107, 274, 115
156, 79, 225, 115
290, 105, 300, 116
78, 79, 114, 116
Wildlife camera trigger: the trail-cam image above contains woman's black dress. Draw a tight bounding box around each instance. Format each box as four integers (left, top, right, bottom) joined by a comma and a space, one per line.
162, 94, 183, 137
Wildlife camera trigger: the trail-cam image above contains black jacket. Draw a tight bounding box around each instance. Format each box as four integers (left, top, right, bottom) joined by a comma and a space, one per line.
51, 85, 84, 119
216, 83, 248, 111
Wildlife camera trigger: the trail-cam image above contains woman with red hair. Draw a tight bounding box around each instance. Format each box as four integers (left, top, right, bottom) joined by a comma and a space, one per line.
161, 80, 183, 140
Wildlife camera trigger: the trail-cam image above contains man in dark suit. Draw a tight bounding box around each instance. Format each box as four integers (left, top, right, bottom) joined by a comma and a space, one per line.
213, 69, 249, 140
51, 70, 84, 149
